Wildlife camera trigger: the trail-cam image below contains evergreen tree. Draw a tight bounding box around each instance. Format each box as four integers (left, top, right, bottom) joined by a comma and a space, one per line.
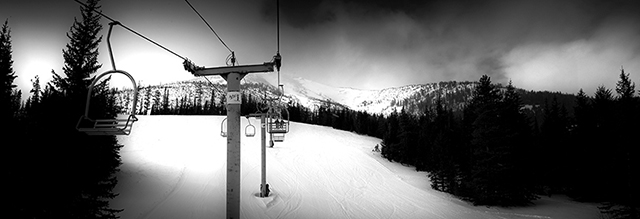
3, 19, 23, 216
381, 109, 400, 162
162, 86, 170, 114
539, 96, 571, 193
615, 68, 635, 102
135, 83, 145, 114
569, 88, 598, 199
0, 19, 18, 121
397, 107, 419, 165
16, 0, 124, 217
462, 76, 537, 206
587, 85, 615, 201
152, 89, 161, 114
51, 0, 103, 99
427, 97, 460, 193
30, 75, 42, 105
144, 86, 152, 114
415, 104, 434, 171
499, 81, 537, 204
599, 69, 640, 219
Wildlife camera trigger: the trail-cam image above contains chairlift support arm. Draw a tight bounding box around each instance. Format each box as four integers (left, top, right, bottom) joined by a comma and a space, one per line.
186, 62, 276, 76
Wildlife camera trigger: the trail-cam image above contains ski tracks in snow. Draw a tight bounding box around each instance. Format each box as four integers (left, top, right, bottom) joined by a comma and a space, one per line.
137, 166, 187, 219
112, 117, 601, 219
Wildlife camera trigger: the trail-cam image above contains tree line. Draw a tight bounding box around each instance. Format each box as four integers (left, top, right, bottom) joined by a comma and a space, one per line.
111, 68, 638, 217
3, 1, 123, 218
5, 1, 637, 216
379, 73, 638, 218
136, 82, 388, 139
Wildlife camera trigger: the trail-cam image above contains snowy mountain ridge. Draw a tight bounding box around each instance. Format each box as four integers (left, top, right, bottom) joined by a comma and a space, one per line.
240, 74, 477, 115
118, 73, 478, 116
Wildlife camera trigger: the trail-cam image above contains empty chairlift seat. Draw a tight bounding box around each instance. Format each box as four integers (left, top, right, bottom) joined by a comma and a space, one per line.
76, 70, 139, 136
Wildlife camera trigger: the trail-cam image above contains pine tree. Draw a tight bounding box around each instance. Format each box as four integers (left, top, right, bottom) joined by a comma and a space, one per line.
599, 68, 640, 219
587, 85, 615, 201
3, 19, 24, 216
499, 81, 537, 204
0, 19, 18, 121
22, 0, 124, 217
416, 104, 434, 171
152, 89, 161, 114
30, 75, 42, 105
573, 89, 593, 138
144, 85, 151, 114
381, 109, 400, 162
397, 107, 418, 165
571, 88, 599, 199
462, 76, 537, 206
135, 82, 145, 114
51, 1, 103, 99
539, 95, 571, 193
162, 86, 170, 114
615, 68, 635, 102
427, 96, 459, 193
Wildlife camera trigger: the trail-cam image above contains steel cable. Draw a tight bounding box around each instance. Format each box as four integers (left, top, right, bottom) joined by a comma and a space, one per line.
73, 0, 188, 61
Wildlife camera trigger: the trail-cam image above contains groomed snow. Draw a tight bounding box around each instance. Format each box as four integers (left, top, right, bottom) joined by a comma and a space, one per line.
111, 115, 602, 219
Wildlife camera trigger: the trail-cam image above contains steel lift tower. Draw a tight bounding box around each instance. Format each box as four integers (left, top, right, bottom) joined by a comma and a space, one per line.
184, 54, 281, 219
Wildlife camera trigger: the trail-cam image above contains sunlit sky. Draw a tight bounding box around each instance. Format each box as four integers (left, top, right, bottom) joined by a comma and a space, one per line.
2, 0, 640, 100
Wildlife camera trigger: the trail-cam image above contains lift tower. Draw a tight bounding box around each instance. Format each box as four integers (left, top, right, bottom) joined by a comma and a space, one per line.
185, 56, 280, 219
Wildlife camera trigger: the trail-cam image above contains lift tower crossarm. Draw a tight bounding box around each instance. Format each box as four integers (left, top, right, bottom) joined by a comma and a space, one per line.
185, 61, 275, 76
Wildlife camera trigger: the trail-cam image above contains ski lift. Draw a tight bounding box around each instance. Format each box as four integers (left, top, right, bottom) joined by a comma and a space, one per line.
221, 118, 228, 137
76, 22, 139, 135
245, 117, 256, 137
268, 107, 289, 143
268, 108, 289, 134
76, 70, 139, 135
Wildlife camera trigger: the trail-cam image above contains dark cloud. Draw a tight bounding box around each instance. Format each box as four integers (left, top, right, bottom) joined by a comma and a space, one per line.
259, 0, 640, 91
261, 0, 336, 29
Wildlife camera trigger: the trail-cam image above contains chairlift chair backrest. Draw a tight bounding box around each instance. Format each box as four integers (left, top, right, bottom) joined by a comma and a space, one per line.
76, 70, 139, 135
267, 107, 289, 134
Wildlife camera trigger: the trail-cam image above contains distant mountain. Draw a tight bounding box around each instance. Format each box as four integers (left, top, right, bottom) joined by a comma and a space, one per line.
242, 74, 480, 115
114, 73, 577, 119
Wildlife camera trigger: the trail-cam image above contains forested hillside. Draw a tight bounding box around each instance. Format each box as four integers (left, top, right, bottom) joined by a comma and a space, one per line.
109, 71, 637, 217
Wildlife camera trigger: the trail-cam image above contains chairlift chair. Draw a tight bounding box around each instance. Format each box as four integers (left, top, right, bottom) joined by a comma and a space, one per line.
245, 117, 256, 137
268, 107, 289, 143
267, 108, 289, 134
76, 70, 139, 135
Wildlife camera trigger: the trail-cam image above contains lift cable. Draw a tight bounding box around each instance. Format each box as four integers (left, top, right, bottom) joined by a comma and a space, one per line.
72, 0, 188, 61
275, 0, 283, 99
276, 0, 280, 53
184, 0, 235, 59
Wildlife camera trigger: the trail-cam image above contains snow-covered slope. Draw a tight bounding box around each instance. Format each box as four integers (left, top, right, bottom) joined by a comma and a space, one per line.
110, 115, 602, 219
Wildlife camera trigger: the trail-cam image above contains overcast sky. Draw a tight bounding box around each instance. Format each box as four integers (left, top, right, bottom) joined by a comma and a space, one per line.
3, 0, 640, 98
